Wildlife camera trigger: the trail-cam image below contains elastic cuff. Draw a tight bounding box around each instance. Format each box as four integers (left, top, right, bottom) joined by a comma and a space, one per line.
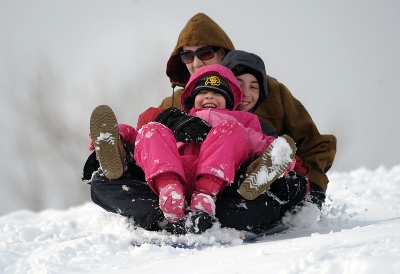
153, 172, 181, 193
196, 174, 226, 196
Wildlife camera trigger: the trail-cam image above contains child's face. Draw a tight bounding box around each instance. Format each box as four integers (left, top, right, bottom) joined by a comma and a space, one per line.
235, 73, 260, 112
194, 90, 227, 109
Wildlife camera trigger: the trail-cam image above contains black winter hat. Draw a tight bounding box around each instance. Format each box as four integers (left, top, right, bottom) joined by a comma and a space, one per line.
184, 74, 235, 110
221, 50, 269, 105
231, 65, 264, 98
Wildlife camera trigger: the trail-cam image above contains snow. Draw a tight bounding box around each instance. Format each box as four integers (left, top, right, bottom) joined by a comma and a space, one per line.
271, 136, 294, 165
1, 1, 400, 272
1, 0, 400, 218
253, 139, 295, 187
95, 132, 115, 145
1, 165, 399, 273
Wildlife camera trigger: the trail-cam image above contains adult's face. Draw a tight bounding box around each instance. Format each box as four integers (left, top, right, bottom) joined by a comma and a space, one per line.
182, 45, 226, 75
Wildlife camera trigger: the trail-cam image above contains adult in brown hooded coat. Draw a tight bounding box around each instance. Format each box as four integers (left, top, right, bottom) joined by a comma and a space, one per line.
158, 14, 336, 208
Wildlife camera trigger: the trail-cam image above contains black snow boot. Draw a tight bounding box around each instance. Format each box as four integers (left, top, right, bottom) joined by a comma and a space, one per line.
157, 211, 215, 235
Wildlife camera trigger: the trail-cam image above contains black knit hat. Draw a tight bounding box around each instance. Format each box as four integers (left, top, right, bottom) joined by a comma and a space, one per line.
231, 65, 264, 97
184, 74, 235, 110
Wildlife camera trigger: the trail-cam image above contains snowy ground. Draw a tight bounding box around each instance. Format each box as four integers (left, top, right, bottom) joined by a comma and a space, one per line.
1, 165, 399, 274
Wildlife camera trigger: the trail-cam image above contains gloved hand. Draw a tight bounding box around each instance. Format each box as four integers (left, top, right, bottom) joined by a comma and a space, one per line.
305, 182, 326, 209
269, 171, 309, 211
155, 107, 212, 143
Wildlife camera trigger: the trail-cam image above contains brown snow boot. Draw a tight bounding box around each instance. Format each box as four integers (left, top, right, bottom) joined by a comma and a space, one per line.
90, 105, 124, 180
239, 135, 297, 200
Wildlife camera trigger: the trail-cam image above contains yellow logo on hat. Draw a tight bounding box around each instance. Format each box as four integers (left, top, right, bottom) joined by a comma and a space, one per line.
205, 75, 221, 86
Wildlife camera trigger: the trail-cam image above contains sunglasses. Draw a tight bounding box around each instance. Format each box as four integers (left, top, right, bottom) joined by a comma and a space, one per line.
180, 46, 221, 64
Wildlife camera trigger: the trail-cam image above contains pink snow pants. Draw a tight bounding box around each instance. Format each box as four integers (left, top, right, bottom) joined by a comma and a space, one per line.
134, 121, 250, 199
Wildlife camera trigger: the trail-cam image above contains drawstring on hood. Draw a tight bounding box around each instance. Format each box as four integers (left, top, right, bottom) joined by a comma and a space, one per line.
171, 84, 177, 107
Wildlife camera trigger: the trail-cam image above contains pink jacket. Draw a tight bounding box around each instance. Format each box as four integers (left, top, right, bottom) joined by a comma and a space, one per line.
179, 64, 276, 158
183, 108, 275, 158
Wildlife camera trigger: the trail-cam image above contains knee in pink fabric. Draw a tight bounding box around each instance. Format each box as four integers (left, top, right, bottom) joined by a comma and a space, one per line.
88, 123, 137, 151
196, 120, 249, 183
135, 122, 173, 147
118, 124, 137, 145
134, 122, 185, 183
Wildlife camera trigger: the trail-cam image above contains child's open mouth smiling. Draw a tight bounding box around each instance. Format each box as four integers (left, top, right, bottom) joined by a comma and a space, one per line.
202, 103, 217, 108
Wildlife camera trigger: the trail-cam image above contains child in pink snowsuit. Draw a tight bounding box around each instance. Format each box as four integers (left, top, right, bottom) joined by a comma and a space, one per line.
134, 64, 294, 222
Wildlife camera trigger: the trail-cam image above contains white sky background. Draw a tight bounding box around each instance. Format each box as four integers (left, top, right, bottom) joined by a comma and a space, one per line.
0, 0, 399, 213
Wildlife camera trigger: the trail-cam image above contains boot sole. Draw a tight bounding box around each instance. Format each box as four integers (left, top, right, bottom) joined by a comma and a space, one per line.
90, 105, 123, 180
239, 135, 296, 200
